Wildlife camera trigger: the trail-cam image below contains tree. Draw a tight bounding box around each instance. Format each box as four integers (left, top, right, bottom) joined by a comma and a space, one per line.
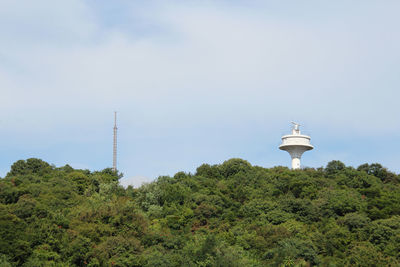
1, 158, 400, 265
358, 163, 399, 183
7, 158, 51, 177
325, 160, 346, 175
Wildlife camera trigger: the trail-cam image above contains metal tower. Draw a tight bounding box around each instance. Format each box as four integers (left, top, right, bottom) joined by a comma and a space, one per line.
279, 122, 313, 169
113, 111, 117, 172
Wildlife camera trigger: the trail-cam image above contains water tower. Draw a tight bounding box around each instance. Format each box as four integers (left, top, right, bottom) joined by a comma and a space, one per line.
279, 122, 313, 169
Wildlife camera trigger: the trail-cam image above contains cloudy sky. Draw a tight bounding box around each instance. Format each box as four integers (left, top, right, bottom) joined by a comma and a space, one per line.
1, 0, 399, 187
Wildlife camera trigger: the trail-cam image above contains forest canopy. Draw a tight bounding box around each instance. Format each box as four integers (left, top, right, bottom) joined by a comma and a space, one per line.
0, 158, 399, 266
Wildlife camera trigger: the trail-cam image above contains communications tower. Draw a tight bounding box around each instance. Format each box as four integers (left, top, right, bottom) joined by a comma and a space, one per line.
279, 122, 313, 169
113, 112, 117, 172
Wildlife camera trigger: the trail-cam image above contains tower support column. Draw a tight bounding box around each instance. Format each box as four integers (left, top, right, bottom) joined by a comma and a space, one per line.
291, 157, 301, 169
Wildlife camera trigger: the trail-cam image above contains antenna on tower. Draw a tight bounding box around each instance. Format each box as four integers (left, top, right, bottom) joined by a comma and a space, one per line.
112, 111, 117, 172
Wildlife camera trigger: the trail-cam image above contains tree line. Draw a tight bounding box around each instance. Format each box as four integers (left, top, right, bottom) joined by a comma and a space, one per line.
0, 158, 399, 266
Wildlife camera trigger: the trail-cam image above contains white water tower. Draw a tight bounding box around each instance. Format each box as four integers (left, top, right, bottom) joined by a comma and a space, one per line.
279, 122, 313, 169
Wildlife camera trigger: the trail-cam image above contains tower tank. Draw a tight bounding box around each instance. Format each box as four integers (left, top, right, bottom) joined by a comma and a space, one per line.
279, 122, 313, 169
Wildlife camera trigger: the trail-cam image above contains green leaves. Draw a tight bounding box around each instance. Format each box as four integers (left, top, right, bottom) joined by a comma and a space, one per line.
220, 158, 252, 177
319, 189, 366, 217
1, 158, 400, 266
7, 158, 52, 177
325, 160, 346, 175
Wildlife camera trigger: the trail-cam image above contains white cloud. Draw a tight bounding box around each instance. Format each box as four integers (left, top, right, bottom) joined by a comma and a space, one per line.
0, 0, 399, 177
0, 0, 96, 45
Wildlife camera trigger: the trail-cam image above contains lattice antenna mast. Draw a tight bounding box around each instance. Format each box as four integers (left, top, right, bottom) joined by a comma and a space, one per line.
113, 111, 118, 172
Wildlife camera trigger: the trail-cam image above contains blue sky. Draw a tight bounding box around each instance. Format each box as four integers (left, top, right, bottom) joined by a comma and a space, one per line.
0, 0, 399, 187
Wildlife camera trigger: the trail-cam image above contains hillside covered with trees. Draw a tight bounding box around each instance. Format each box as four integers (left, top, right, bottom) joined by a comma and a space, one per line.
0, 158, 399, 266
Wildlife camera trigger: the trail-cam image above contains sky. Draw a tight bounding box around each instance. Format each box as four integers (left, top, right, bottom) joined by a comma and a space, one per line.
0, 0, 399, 187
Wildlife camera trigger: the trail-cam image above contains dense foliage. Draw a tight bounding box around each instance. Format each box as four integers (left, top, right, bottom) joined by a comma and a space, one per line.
0, 158, 399, 266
